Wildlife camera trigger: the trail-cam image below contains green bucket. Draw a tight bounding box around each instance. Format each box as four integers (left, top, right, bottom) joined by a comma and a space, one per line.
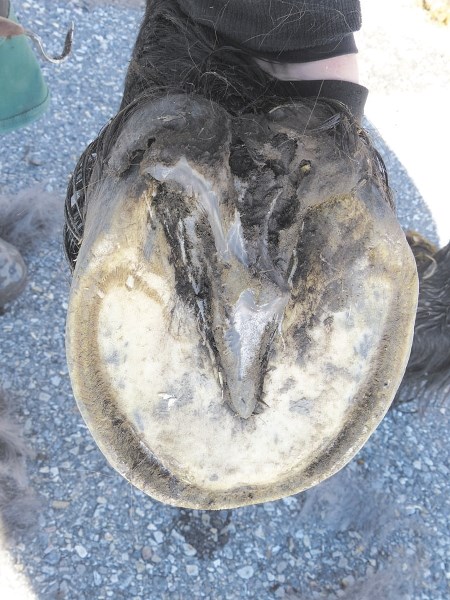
0, 4, 49, 134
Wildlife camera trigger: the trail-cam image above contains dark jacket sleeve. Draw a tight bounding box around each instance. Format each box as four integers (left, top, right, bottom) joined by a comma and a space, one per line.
178, 0, 362, 59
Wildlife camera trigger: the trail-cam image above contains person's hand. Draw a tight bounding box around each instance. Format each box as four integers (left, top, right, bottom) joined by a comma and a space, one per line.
0, 15, 25, 37
254, 54, 359, 84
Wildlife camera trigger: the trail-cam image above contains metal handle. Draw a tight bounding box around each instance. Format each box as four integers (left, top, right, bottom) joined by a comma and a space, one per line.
24, 21, 74, 64
0, 15, 74, 64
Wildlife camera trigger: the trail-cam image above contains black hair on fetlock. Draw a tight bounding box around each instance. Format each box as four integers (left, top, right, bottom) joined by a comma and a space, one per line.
120, 0, 275, 113
394, 237, 450, 407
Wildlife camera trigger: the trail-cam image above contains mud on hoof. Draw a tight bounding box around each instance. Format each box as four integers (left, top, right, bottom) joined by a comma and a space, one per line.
65, 94, 418, 509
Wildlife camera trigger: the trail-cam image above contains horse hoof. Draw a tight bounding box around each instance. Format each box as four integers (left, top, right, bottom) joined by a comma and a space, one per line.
65, 95, 418, 508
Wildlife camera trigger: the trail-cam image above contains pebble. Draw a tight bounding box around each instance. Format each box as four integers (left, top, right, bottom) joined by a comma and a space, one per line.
182, 543, 197, 557
141, 546, 152, 561
186, 565, 199, 577
52, 500, 70, 509
237, 566, 254, 580
75, 545, 88, 559
277, 561, 288, 573
341, 575, 356, 588
254, 525, 265, 539
44, 550, 61, 565
154, 531, 164, 544
136, 561, 146, 574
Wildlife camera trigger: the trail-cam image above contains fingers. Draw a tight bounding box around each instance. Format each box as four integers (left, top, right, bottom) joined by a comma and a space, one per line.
0, 16, 25, 37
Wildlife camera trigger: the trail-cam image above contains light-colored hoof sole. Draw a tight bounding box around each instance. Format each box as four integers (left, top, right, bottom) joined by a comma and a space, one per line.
66, 95, 418, 508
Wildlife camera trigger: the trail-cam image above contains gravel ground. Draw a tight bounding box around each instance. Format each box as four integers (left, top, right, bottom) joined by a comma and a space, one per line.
0, 0, 449, 598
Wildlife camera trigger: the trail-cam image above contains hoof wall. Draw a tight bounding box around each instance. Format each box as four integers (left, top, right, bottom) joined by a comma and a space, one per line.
66, 95, 418, 508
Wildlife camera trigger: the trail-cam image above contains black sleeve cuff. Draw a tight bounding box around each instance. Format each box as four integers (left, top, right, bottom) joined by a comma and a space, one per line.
269, 79, 369, 122
254, 34, 358, 63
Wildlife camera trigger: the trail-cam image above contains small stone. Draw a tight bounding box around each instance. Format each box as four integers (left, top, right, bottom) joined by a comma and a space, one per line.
303, 535, 311, 549
93, 571, 102, 586
277, 561, 288, 573
366, 565, 376, 577
405, 506, 416, 515
136, 561, 146, 574
59, 581, 70, 595
154, 531, 164, 544
282, 496, 297, 509
183, 543, 197, 556
75, 544, 88, 558
51, 375, 61, 386
186, 564, 199, 577
52, 500, 70, 510
255, 525, 265, 539
341, 575, 355, 588
438, 464, 450, 475
171, 529, 184, 542
44, 550, 60, 565
237, 566, 254, 579
141, 546, 152, 561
